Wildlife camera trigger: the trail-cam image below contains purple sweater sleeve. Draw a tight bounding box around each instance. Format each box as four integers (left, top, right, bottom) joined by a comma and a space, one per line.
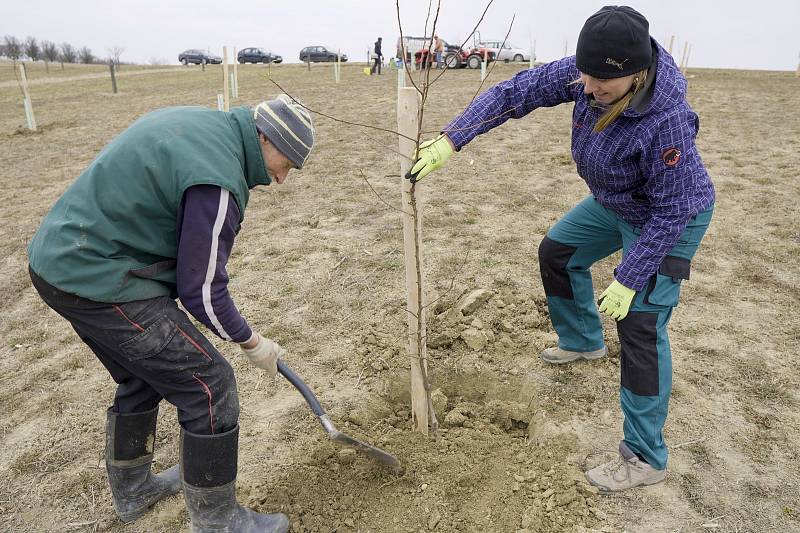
176, 185, 252, 343
444, 56, 580, 150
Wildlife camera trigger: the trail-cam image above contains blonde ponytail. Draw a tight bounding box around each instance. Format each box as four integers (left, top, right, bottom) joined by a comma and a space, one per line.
593, 68, 649, 133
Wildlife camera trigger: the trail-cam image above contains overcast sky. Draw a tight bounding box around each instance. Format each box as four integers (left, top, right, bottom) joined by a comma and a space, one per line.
2, 0, 798, 71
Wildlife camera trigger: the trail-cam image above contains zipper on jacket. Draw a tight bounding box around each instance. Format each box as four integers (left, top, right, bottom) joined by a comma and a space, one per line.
574, 104, 598, 176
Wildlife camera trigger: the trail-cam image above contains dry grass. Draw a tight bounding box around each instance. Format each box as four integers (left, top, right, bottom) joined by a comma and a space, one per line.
0, 62, 798, 531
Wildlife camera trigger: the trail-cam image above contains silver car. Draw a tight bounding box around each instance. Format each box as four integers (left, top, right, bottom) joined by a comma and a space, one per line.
479, 41, 531, 62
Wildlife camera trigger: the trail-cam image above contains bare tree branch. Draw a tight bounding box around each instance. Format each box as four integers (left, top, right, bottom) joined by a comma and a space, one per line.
396, 0, 423, 94
467, 14, 516, 105
264, 76, 418, 144
359, 169, 412, 216
359, 132, 415, 163
421, 106, 520, 136
423, 14, 518, 135
422, 250, 471, 311
423, 0, 496, 88
455, 0, 495, 53
414, 0, 442, 147
417, 0, 437, 89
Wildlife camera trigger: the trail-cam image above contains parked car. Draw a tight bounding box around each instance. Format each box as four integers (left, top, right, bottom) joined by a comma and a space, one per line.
478, 41, 531, 62
299, 46, 347, 63
237, 47, 282, 64
178, 49, 222, 65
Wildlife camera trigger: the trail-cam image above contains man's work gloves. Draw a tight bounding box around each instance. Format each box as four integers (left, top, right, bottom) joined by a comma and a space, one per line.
405, 135, 454, 183
240, 333, 286, 377
598, 280, 636, 321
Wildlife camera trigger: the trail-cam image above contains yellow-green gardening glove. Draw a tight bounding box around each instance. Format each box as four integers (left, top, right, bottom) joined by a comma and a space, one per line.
598, 280, 636, 321
405, 135, 454, 183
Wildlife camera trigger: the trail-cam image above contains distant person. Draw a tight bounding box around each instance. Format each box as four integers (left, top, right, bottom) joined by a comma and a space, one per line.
434, 35, 445, 69
28, 95, 314, 532
406, 6, 714, 492
371, 36, 383, 75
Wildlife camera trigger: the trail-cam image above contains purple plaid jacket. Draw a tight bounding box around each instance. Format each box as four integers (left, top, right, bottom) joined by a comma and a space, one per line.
444, 40, 715, 290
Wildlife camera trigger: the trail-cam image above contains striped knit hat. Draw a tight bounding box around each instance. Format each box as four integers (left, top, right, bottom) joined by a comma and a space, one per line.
253, 95, 315, 169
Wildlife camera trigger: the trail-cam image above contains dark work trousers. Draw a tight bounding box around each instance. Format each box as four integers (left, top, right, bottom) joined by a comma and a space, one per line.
30, 268, 239, 435
371, 57, 381, 75
537, 196, 713, 470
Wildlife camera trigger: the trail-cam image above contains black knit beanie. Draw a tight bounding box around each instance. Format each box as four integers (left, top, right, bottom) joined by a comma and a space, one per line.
576, 6, 651, 79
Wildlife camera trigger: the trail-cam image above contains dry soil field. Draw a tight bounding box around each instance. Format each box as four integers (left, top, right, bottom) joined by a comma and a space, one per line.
0, 59, 798, 533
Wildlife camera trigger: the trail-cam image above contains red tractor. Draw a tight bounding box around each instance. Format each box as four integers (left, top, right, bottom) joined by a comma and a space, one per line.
415, 43, 496, 69
398, 36, 496, 69
463, 45, 497, 69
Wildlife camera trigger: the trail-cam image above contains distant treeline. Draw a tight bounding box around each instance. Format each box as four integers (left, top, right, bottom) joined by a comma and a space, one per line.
1, 35, 128, 68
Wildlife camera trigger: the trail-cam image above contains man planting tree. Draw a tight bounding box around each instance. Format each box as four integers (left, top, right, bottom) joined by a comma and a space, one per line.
28, 95, 314, 532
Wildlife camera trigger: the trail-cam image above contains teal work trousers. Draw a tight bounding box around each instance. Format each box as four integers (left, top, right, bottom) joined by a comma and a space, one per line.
538, 196, 713, 469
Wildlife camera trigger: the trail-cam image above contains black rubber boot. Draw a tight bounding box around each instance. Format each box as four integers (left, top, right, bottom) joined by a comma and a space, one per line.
105, 407, 182, 522
181, 425, 290, 533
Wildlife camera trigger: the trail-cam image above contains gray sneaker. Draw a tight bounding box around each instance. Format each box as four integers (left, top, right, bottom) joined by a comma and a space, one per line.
585, 442, 667, 492
540, 345, 607, 364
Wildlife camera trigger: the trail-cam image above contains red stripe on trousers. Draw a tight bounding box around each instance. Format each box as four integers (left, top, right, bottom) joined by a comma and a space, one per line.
113, 305, 145, 332
191, 373, 215, 434
176, 326, 212, 361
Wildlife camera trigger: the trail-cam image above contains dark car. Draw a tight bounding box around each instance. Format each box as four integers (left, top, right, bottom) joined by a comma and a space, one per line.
299, 46, 347, 63
178, 49, 222, 65
237, 47, 282, 64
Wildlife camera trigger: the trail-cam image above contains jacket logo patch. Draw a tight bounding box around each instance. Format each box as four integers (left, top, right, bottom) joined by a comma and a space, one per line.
662, 148, 681, 166
605, 57, 629, 70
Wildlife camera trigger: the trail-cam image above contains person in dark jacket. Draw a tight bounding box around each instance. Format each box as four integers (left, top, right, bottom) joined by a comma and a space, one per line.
371, 36, 383, 75
28, 95, 314, 531
405, 6, 714, 492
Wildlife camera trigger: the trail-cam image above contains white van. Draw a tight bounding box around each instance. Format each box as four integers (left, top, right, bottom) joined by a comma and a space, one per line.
479, 41, 531, 62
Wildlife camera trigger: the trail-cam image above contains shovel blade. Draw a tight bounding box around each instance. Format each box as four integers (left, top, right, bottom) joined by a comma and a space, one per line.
330, 430, 400, 468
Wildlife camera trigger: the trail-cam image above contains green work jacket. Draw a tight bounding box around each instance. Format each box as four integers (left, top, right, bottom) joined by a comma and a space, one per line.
28, 105, 269, 302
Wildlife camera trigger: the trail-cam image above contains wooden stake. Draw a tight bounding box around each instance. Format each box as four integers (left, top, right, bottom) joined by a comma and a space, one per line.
109, 62, 118, 94
23, 98, 35, 130
232, 48, 239, 98
679, 41, 689, 72
668, 35, 675, 56
18, 64, 36, 131
223, 46, 230, 111
530, 39, 536, 69
217, 94, 224, 111
683, 44, 692, 75
397, 87, 428, 434
397, 60, 406, 92
336, 49, 341, 83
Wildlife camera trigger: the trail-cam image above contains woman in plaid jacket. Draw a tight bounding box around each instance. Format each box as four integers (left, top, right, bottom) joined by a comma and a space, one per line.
406, 6, 714, 491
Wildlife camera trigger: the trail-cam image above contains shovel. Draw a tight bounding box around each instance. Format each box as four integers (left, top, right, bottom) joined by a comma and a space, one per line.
277, 360, 400, 468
